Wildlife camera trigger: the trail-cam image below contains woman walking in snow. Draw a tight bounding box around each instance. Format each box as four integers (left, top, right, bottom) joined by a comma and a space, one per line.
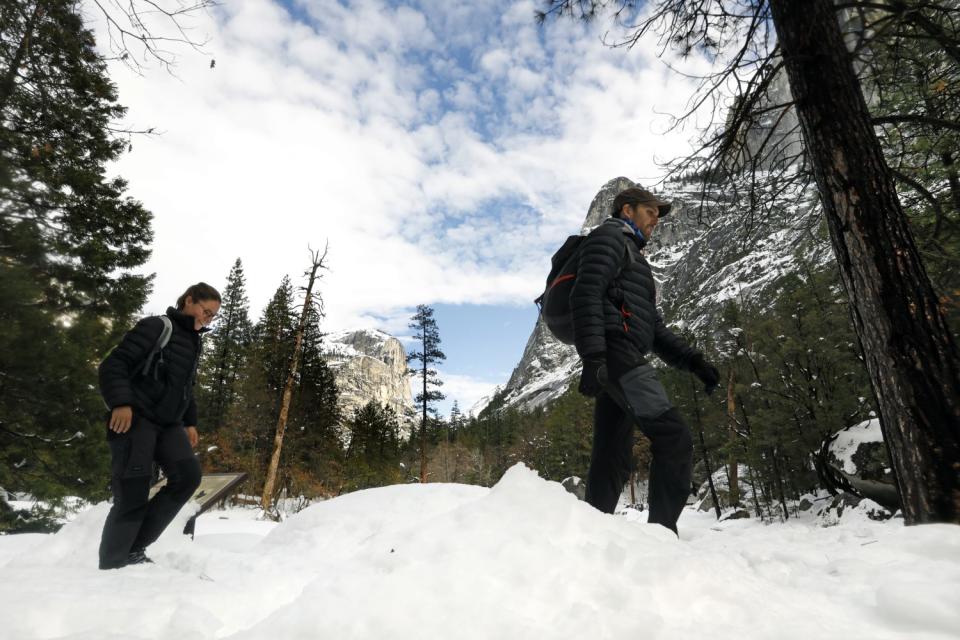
97, 283, 221, 569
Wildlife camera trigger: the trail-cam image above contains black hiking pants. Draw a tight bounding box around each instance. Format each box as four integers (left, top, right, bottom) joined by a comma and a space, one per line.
99, 415, 201, 569
585, 364, 693, 534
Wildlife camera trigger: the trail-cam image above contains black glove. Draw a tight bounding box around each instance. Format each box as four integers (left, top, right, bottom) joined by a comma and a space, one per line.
689, 354, 720, 396
578, 354, 608, 398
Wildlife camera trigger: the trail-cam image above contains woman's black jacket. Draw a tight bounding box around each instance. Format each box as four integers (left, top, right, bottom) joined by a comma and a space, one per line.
570, 217, 700, 380
98, 307, 206, 428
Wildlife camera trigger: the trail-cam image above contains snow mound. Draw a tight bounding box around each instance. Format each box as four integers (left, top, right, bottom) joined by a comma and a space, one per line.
259, 481, 488, 555
2, 464, 959, 640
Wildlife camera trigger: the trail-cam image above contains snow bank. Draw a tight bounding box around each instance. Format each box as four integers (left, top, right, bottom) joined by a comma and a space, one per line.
1, 464, 958, 640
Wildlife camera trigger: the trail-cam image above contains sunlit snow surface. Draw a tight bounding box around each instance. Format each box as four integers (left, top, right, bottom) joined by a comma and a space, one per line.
1, 464, 958, 640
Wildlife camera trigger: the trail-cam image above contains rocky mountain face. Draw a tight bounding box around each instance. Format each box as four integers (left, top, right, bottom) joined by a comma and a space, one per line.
322, 329, 414, 439
475, 174, 831, 416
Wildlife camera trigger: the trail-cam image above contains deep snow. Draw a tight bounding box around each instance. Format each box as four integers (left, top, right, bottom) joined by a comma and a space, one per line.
1, 464, 958, 640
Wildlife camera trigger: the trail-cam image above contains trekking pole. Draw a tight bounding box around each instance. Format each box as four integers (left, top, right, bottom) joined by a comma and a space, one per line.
691, 377, 722, 520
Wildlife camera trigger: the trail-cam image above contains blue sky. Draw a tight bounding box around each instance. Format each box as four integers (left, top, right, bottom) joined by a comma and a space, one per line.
426, 303, 539, 414
99, 0, 707, 413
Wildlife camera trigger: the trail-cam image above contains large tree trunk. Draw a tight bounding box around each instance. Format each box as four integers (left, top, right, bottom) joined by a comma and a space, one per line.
769, 0, 960, 523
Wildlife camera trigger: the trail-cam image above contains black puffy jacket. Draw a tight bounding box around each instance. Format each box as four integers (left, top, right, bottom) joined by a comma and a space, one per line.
571, 217, 699, 379
99, 307, 206, 428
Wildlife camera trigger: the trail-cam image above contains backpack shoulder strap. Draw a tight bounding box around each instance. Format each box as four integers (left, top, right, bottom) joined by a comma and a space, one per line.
158, 316, 173, 349
141, 315, 173, 378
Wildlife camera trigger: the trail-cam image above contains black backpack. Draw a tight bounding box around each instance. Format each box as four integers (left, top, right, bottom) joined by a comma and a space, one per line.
535, 229, 636, 345
103, 315, 173, 379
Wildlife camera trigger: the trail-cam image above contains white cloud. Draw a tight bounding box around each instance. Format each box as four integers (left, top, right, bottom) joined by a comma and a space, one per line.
479, 48, 511, 76
97, 0, 709, 333
414, 372, 500, 418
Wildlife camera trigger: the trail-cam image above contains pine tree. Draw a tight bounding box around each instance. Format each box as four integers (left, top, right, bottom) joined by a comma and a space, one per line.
679, 261, 877, 518
449, 402, 464, 440
0, 0, 153, 517
281, 303, 342, 497
198, 258, 252, 432
256, 276, 298, 398
211, 277, 296, 491
407, 304, 446, 483
539, 383, 594, 481
343, 402, 402, 491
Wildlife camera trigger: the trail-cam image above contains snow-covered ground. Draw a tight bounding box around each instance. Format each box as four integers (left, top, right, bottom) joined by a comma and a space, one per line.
1, 464, 958, 640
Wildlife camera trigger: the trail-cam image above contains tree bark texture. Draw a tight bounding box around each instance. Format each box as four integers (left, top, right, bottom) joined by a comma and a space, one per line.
769, 0, 960, 523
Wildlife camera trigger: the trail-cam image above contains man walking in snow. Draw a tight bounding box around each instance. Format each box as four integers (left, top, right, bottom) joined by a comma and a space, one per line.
571, 187, 719, 534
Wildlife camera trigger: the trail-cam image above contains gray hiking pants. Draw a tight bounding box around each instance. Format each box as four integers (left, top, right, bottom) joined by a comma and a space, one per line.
585, 364, 694, 533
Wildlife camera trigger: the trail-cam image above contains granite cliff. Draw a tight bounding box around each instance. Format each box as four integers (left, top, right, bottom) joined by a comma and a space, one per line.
323, 329, 414, 439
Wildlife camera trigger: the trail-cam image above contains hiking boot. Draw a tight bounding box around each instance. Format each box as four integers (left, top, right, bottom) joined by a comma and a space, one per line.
127, 549, 154, 566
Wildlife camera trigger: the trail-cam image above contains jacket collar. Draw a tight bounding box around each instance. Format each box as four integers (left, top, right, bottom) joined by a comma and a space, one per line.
166, 306, 210, 334
605, 216, 648, 249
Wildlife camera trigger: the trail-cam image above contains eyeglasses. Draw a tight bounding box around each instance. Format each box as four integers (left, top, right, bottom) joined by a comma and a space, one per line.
197, 302, 218, 321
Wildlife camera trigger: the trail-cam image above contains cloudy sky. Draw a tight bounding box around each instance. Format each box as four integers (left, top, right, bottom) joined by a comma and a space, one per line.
93, 0, 708, 414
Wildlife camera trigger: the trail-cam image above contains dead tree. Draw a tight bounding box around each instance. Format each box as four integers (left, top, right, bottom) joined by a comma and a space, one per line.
261, 246, 329, 515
